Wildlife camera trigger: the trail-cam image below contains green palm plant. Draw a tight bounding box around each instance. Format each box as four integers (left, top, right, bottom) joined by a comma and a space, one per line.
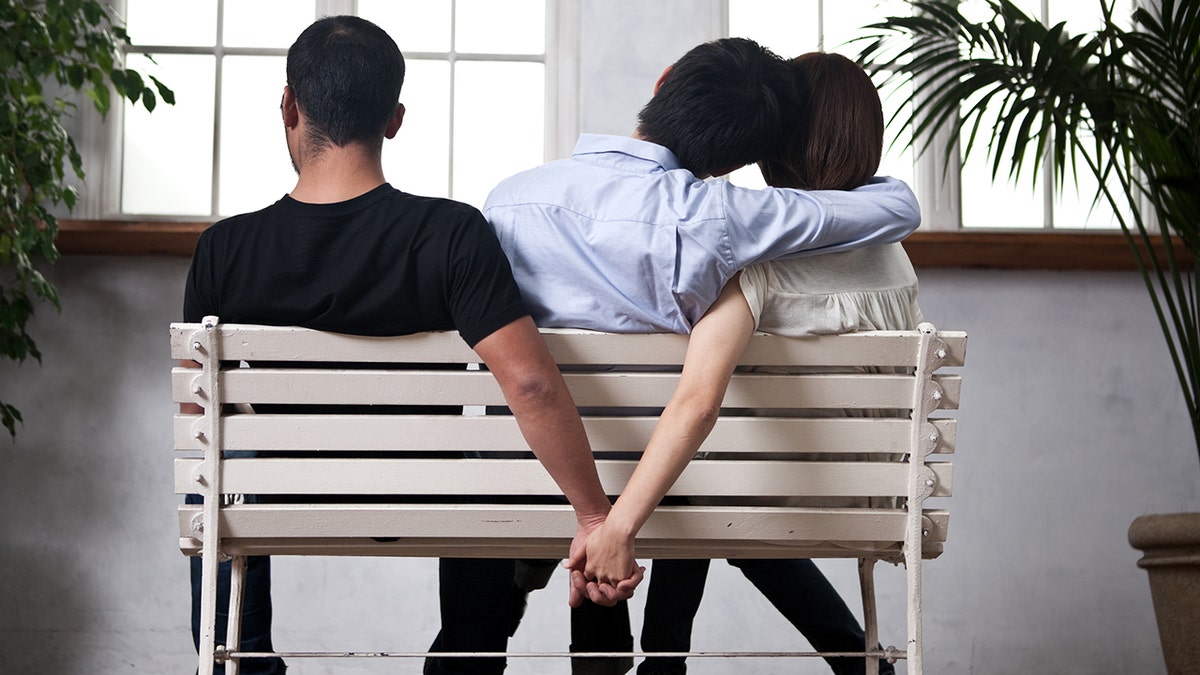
858, 0, 1200, 460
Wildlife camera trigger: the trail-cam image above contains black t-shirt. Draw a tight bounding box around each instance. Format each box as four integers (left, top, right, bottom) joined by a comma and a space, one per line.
184, 184, 527, 347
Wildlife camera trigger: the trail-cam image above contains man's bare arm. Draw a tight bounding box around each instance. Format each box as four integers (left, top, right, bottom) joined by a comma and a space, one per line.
473, 316, 643, 603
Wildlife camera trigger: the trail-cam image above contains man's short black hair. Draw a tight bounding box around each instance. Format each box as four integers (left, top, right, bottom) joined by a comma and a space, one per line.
286, 15, 405, 151
636, 37, 796, 177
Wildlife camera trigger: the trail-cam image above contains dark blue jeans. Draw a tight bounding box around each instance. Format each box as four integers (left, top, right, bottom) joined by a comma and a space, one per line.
186, 493, 286, 675
638, 558, 894, 675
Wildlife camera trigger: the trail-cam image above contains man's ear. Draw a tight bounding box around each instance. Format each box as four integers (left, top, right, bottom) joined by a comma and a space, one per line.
384, 103, 405, 139
281, 86, 299, 128
652, 65, 673, 95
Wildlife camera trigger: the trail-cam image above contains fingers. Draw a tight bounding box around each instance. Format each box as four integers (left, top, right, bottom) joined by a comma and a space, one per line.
566, 556, 646, 608
585, 578, 633, 606
567, 567, 626, 608
582, 566, 643, 606
567, 569, 588, 608
614, 565, 646, 593
585, 579, 618, 607
568, 579, 584, 608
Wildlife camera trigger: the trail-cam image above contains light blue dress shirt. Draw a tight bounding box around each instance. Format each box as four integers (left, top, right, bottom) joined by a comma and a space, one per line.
484, 134, 921, 334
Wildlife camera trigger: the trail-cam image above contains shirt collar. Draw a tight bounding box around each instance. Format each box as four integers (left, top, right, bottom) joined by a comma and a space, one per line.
572, 133, 684, 172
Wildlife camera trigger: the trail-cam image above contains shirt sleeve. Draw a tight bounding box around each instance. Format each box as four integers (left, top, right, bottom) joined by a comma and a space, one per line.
720, 176, 921, 268
182, 229, 216, 323
445, 212, 530, 348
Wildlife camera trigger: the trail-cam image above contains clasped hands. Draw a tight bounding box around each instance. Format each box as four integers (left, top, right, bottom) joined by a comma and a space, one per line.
565, 519, 646, 607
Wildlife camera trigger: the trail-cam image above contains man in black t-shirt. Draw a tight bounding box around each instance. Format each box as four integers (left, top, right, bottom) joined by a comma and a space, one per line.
182, 16, 640, 675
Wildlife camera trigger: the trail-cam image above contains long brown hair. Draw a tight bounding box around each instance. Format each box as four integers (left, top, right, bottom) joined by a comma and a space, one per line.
758, 52, 884, 191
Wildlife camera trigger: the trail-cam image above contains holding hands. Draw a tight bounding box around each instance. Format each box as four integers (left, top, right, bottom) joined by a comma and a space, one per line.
566, 518, 645, 607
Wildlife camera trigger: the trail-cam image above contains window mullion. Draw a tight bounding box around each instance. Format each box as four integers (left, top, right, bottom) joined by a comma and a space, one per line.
210, 0, 225, 218
447, 0, 457, 201
318, 0, 355, 15
87, 0, 129, 218
914, 84, 962, 230
546, 0, 579, 161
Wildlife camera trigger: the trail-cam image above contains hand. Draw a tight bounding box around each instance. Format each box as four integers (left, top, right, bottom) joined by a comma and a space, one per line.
565, 521, 645, 607
567, 565, 645, 608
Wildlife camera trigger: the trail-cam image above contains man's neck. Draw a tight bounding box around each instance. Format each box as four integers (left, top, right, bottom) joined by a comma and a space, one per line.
290, 144, 387, 204
631, 129, 720, 179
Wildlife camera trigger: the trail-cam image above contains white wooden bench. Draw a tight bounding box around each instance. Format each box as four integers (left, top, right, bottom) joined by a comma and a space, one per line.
172, 316, 966, 675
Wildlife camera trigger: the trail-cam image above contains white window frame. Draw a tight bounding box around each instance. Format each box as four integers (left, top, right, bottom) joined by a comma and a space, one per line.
76, 0, 577, 220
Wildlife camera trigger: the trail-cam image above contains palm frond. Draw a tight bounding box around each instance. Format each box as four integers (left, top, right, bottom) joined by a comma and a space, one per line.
859, 0, 1200, 459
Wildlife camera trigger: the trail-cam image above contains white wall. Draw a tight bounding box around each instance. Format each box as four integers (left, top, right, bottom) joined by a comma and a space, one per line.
3, 2, 1199, 673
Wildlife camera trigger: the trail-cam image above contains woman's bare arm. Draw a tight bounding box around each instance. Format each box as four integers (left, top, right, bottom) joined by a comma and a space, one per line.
566, 276, 756, 593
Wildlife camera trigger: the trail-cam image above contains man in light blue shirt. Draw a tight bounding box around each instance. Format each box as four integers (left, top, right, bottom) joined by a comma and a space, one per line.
485, 49, 919, 335
483, 37, 919, 675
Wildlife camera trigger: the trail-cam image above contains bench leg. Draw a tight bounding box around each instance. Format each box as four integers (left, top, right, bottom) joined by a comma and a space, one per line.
859, 558, 879, 675
225, 554, 247, 675
197, 547, 219, 675
905, 540, 924, 675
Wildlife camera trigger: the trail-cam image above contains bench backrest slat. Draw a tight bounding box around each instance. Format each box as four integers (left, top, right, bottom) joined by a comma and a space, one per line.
170, 325, 967, 368
170, 368, 961, 410
173, 457, 952, 498
172, 415, 957, 454
179, 505, 951, 550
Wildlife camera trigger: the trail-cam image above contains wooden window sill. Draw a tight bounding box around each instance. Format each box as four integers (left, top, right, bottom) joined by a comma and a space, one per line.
54, 220, 1184, 271
57, 220, 210, 257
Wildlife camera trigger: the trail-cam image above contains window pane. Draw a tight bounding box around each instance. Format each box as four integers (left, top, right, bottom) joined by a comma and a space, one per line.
124, 0, 217, 47
122, 54, 215, 216
729, 0, 817, 56
1053, 163, 1126, 230
960, 150, 1045, 229
877, 76, 915, 190
360, 0, 452, 53
218, 56, 294, 216
224, 0, 316, 49
455, 0, 544, 54
957, 77, 1044, 228
1053, 0, 1133, 226
824, 0, 911, 52
1051, 0, 1134, 32
453, 61, 544, 208
384, 60, 452, 199
959, 0, 1041, 24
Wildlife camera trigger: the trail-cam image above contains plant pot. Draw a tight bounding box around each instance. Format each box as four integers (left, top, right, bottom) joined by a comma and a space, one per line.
1128, 513, 1200, 675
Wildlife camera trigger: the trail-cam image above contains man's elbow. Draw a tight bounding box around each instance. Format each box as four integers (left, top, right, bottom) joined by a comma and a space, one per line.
895, 187, 922, 238
899, 206, 921, 238
503, 371, 562, 410
878, 201, 921, 243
